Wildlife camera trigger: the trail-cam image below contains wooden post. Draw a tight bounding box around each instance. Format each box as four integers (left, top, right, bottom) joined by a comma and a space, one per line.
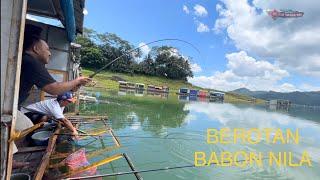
1, 0, 27, 179
34, 125, 61, 180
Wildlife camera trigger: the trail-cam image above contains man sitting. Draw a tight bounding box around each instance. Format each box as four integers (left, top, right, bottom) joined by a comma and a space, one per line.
21, 92, 79, 138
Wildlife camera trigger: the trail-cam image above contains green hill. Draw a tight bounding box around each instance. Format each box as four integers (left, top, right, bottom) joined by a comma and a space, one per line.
232, 88, 320, 106
82, 69, 265, 104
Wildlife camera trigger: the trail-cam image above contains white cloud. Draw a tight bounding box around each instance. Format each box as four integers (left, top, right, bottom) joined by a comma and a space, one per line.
188, 51, 300, 92
191, 63, 202, 73
214, 0, 320, 77
226, 51, 288, 79
135, 42, 151, 63
138, 42, 151, 56
196, 22, 210, 32
194, 4, 208, 17
159, 47, 182, 58
183, 5, 190, 14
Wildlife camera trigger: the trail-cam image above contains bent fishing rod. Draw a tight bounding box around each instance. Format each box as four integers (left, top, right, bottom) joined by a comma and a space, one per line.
89, 38, 201, 78
65, 156, 269, 179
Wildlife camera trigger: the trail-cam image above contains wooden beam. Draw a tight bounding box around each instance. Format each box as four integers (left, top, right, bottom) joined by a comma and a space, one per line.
16, 146, 47, 154
2, 0, 28, 179
33, 125, 61, 180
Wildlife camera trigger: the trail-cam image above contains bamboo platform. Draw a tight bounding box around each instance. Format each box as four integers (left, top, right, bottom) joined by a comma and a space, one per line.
11, 114, 143, 179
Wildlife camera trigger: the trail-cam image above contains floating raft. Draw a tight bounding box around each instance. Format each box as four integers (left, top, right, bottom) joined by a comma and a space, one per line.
12, 114, 143, 180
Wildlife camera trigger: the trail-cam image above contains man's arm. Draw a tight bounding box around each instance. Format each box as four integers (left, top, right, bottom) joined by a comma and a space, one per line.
42, 77, 91, 95
59, 118, 78, 136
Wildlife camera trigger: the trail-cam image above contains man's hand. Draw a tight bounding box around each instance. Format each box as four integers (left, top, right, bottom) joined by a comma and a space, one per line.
76, 76, 92, 86
71, 85, 81, 92
72, 130, 79, 140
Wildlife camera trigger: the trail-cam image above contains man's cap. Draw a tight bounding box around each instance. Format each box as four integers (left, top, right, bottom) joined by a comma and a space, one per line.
57, 91, 76, 103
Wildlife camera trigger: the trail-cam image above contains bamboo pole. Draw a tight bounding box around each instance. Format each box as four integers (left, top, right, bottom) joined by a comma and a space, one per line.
34, 124, 61, 180
59, 154, 123, 179
123, 153, 143, 180
49, 145, 120, 166
108, 129, 121, 147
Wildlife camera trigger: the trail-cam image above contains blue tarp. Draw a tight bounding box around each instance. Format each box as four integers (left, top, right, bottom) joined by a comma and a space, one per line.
60, 0, 76, 42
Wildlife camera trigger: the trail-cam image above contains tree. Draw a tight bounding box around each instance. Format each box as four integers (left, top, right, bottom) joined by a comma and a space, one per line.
76, 28, 104, 68
76, 28, 193, 80
152, 46, 193, 80
97, 33, 140, 74
139, 54, 156, 75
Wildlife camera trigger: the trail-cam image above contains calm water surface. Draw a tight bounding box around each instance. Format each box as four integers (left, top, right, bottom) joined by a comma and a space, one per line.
76, 90, 320, 180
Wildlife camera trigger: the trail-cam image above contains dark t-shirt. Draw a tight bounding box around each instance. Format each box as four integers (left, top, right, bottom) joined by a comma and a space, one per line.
19, 53, 56, 106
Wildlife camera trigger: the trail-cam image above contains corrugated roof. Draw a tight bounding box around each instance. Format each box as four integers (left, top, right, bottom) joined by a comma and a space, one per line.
27, 0, 84, 33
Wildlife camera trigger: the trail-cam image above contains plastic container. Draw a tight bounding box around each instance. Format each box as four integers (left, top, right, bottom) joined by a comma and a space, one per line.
10, 173, 30, 180
31, 131, 52, 146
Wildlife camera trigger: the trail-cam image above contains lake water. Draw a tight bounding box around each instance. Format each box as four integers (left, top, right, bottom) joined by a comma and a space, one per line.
77, 90, 320, 180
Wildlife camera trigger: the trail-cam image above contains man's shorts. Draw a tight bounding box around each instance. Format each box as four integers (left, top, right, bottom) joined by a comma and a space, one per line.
24, 112, 46, 124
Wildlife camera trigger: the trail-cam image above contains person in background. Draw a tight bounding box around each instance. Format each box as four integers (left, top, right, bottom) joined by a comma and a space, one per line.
21, 91, 79, 138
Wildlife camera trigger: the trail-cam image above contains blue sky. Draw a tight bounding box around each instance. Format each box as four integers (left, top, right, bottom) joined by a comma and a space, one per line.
32, 0, 320, 92
84, 0, 235, 75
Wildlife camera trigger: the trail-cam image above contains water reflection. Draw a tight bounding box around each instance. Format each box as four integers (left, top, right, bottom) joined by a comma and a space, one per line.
117, 87, 168, 99
79, 91, 320, 180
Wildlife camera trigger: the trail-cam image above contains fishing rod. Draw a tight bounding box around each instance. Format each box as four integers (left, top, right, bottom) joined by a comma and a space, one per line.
65, 156, 269, 179
89, 38, 201, 78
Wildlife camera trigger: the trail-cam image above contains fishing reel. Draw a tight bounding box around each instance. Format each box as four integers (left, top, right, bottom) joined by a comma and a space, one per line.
84, 80, 97, 87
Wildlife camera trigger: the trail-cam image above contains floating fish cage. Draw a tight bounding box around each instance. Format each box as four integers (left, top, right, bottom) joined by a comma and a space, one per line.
147, 85, 169, 93
266, 99, 291, 111
127, 82, 136, 89
179, 88, 189, 94
135, 83, 145, 90
118, 81, 128, 88
209, 91, 225, 102
147, 85, 156, 91
189, 89, 198, 96
198, 90, 208, 97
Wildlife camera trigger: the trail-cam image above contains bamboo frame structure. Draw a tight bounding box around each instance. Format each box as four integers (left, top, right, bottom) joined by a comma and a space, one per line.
48, 118, 122, 170
34, 124, 61, 180
58, 153, 123, 179
44, 115, 142, 180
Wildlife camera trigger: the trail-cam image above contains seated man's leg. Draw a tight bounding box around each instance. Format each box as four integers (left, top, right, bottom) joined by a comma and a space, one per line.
15, 110, 34, 131
12, 111, 33, 168
13, 111, 34, 154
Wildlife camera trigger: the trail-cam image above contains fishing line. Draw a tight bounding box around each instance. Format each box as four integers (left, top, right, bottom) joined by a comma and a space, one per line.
104, 135, 204, 141
89, 38, 201, 78
65, 157, 269, 179
93, 160, 169, 172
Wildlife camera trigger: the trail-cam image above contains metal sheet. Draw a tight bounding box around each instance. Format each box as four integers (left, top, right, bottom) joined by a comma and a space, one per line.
1, 0, 13, 115
46, 49, 69, 71
48, 26, 69, 50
